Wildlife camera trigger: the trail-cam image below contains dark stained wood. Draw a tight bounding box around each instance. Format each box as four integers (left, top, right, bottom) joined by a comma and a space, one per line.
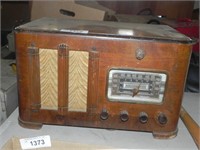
15, 18, 193, 138
58, 45, 68, 116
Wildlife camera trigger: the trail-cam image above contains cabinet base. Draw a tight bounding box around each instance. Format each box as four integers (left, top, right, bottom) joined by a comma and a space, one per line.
18, 117, 43, 129
152, 129, 178, 139
18, 117, 178, 139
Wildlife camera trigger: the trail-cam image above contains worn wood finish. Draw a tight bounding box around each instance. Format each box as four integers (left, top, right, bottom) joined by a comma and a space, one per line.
180, 107, 200, 148
15, 18, 193, 138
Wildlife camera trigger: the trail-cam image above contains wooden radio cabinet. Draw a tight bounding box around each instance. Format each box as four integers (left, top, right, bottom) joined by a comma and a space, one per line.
15, 18, 194, 138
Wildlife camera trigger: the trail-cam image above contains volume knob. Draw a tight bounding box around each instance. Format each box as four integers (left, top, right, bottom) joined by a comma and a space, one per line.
158, 113, 168, 125
120, 110, 129, 122
139, 112, 148, 124
100, 109, 109, 120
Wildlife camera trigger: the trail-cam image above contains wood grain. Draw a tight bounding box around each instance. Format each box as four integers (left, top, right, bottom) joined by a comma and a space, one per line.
15, 27, 192, 138
180, 106, 200, 149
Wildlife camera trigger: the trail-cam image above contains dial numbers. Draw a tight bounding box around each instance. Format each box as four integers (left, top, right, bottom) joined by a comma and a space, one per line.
107, 70, 167, 104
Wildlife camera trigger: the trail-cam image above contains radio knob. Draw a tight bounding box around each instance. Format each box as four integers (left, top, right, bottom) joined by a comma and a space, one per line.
158, 113, 168, 125
100, 109, 109, 120
139, 112, 148, 124
120, 110, 129, 122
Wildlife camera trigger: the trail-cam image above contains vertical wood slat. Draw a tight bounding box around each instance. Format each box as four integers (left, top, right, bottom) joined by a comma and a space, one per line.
27, 46, 41, 110
87, 51, 99, 113
58, 45, 68, 115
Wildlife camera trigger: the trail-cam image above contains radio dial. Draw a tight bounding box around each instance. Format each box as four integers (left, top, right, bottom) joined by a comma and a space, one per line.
107, 70, 167, 104
120, 110, 129, 122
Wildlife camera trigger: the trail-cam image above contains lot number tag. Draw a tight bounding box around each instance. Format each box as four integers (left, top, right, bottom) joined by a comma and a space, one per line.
20, 135, 51, 149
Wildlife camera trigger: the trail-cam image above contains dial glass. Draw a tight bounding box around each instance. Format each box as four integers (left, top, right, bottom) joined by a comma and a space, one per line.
107, 69, 167, 104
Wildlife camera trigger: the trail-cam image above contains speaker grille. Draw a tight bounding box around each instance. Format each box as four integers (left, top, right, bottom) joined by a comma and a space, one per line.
39, 49, 58, 109
68, 51, 89, 112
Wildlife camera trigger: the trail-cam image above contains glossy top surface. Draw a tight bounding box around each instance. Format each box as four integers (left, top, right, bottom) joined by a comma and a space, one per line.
15, 17, 193, 43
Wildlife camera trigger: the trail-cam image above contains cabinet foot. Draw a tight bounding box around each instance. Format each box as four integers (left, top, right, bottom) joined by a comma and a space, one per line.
18, 117, 43, 129
152, 129, 178, 139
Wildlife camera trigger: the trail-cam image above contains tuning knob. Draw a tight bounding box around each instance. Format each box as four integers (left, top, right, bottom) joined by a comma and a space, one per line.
120, 110, 129, 122
139, 112, 148, 124
158, 113, 168, 125
100, 109, 109, 120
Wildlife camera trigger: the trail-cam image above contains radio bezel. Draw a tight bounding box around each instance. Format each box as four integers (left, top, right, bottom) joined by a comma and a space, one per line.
106, 68, 169, 105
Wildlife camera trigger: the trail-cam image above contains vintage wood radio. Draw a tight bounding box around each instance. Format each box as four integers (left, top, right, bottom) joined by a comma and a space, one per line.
15, 18, 194, 138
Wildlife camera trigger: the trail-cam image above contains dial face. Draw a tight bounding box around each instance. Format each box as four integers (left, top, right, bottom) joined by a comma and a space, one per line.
107, 69, 167, 104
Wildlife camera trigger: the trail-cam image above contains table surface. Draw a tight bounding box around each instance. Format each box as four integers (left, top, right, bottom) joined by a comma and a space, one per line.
0, 92, 199, 150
